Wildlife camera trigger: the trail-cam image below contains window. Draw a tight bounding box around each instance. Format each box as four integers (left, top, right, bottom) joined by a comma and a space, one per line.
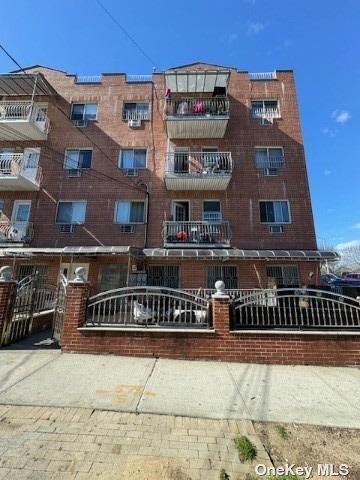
119, 149, 147, 169
266, 265, 299, 287
0, 200, 4, 212
206, 266, 238, 289
99, 265, 128, 292
251, 100, 279, 124
122, 102, 149, 121
255, 147, 284, 175
203, 201, 221, 222
56, 201, 86, 224
259, 201, 290, 224
147, 266, 179, 288
64, 149, 92, 169
70, 103, 98, 121
115, 201, 145, 224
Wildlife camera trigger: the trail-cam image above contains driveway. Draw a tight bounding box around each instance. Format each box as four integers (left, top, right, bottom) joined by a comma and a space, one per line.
0, 331, 359, 429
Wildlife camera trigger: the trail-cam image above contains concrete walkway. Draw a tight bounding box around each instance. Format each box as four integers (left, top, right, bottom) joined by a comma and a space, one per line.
0, 332, 359, 429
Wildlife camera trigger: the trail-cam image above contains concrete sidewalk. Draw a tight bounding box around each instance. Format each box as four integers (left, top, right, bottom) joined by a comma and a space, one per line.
0, 335, 359, 429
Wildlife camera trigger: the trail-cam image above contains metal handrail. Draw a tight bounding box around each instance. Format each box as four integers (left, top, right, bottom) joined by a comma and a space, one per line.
163, 220, 231, 245
165, 151, 232, 175
165, 97, 229, 117
122, 110, 150, 121
251, 107, 281, 120
0, 101, 49, 133
255, 155, 285, 169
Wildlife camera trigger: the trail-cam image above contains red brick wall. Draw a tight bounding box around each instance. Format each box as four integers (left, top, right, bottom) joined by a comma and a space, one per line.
60, 284, 360, 367
0, 64, 317, 252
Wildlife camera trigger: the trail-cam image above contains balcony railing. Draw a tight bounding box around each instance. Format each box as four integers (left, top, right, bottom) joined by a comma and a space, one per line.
75, 75, 102, 83
165, 97, 229, 118
122, 110, 150, 121
165, 151, 232, 176
255, 156, 285, 170
0, 221, 33, 243
163, 221, 231, 247
249, 72, 277, 80
0, 101, 50, 137
126, 75, 152, 83
0, 152, 42, 188
251, 107, 281, 122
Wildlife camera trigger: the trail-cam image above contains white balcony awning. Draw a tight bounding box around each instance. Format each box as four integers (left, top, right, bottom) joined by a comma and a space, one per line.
0, 246, 140, 257
165, 70, 230, 93
143, 249, 339, 261
0, 73, 57, 96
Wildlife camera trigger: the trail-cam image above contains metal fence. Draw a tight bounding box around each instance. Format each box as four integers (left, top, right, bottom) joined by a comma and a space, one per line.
165, 151, 232, 175
86, 286, 211, 329
163, 221, 231, 246
232, 288, 360, 330
165, 97, 229, 117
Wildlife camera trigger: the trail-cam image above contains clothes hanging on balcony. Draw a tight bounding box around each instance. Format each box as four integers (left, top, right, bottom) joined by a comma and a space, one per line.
177, 101, 189, 115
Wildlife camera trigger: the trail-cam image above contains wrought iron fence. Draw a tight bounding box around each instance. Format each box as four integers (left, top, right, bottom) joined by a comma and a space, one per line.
163, 221, 231, 246
86, 286, 211, 329
165, 151, 232, 175
232, 288, 360, 330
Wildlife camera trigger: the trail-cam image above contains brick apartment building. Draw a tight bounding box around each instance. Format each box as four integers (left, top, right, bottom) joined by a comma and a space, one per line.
0, 61, 336, 292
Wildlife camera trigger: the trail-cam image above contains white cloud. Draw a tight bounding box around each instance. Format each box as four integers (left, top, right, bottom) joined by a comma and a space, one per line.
323, 169, 332, 176
331, 110, 351, 124
322, 127, 336, 137
335, 239, 360, 250
247, 22, 265, 35
351, 223, 360, 230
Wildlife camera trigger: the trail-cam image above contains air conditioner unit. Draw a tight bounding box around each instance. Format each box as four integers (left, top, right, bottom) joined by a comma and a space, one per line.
119, 224, 135, 233
59, 224, 75, 233
128, 119, 141, 128
73, 119, 88, 128
68, 169, 82, 177
125, 168, 138, 177
269, 225, 284, 234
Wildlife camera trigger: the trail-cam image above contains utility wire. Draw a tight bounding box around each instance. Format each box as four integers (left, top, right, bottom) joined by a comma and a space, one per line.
94, 0, 159, 70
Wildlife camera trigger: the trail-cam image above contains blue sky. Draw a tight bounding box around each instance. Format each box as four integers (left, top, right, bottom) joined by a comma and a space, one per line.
0, 0, 359, 250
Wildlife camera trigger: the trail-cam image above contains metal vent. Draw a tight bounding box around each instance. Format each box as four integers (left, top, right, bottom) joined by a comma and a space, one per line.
72, 119, 88, 127
269, 225, 284, 234
68, 169, 82, 177
119, 224, 135, 233
59, 224, 75, 233
125, 168, 138, 177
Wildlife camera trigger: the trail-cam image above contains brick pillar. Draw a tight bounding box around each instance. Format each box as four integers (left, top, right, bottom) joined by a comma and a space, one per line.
212, 280, 231, 335
0, 266, 17, 344
61, 267, 90, 350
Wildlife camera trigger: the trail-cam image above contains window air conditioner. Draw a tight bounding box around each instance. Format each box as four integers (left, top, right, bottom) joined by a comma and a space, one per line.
269, 225, 284, 234
125, 168, 138, 177
68, 169, 82, 177
73, 119, 88, 127
59, 224, 75, 233
128, 119, 141, 128
119, 224, 135, 233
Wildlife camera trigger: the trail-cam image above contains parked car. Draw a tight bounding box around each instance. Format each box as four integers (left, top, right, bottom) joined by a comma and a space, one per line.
321, 273, 360, 287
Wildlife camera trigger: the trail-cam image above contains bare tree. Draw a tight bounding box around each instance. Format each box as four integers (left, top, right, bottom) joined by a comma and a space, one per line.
335, 243, 360, 273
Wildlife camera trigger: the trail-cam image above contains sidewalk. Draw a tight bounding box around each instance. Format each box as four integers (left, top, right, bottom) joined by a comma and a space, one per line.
0, 332, 359, 429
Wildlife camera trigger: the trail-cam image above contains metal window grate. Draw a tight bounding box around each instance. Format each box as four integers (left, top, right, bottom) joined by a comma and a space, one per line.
266, 265, 299, 287
147, 265, 179, 288
206, 266, 238, 289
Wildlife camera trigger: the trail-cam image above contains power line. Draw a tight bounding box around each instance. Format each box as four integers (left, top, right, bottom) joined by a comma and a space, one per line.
94, 0, 159, 70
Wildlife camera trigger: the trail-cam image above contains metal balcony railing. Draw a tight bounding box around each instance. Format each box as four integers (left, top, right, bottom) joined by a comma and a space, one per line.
165, 151, 232, 175
0, 101, 50, 133
0, 221, 33, 243
163, 221, 231, 246
165, 97, 229, 117
122, 109, 150, 121
255, 155, 285, 170
126, 75, 152, 83
248, 72, 277, 80
0, 152, 42, 185
75, 75, 102, 83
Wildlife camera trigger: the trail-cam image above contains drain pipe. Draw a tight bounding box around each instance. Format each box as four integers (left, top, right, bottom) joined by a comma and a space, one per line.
137, 182, 149, 248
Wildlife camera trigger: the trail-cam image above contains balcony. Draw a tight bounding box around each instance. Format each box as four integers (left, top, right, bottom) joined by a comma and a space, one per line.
163, 221, 231, 248
0, 101, 50, 140
0, 221, 33, 244
164, 151, 233, 190
165, 97, 229, 138
0, 152, 42, 191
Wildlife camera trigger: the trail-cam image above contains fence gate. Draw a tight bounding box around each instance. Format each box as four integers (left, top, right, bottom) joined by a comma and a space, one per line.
1, 274, 37, 346
52, 274, 67, 343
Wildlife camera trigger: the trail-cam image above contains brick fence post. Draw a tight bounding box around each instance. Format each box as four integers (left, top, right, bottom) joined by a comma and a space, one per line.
212, 280, 231, 336
0, 266, 17, 345
60, 267, 90, 350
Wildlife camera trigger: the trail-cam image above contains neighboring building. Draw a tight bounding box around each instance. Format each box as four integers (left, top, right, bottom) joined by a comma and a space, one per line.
0, 62, 336, 292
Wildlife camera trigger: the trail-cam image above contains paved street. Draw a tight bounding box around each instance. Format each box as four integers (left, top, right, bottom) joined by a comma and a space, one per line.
0, 405, 271, 479
0, 332, 359, 429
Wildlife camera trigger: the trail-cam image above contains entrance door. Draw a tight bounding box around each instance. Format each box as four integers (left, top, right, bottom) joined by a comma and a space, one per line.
60, 262, 89, 281
172, 201, 190, 221
11, 200, 31, 241
22, 148, 40, 182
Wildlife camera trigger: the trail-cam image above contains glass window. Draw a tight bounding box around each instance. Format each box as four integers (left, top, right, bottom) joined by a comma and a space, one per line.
99, 264, 128, 291
147, 265, 179, 288
122, 102, 149, 120
64, 150, 92, 169
56, 201, 86, 224
206, 266, 238, 289
115, 201, 145, 223
71, 103, 97, 121
259, 201, 290, 223
266, 265, 299, 287
203, 201, 221, 222
119, 149, 147, 169
0, 200, 4, 212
